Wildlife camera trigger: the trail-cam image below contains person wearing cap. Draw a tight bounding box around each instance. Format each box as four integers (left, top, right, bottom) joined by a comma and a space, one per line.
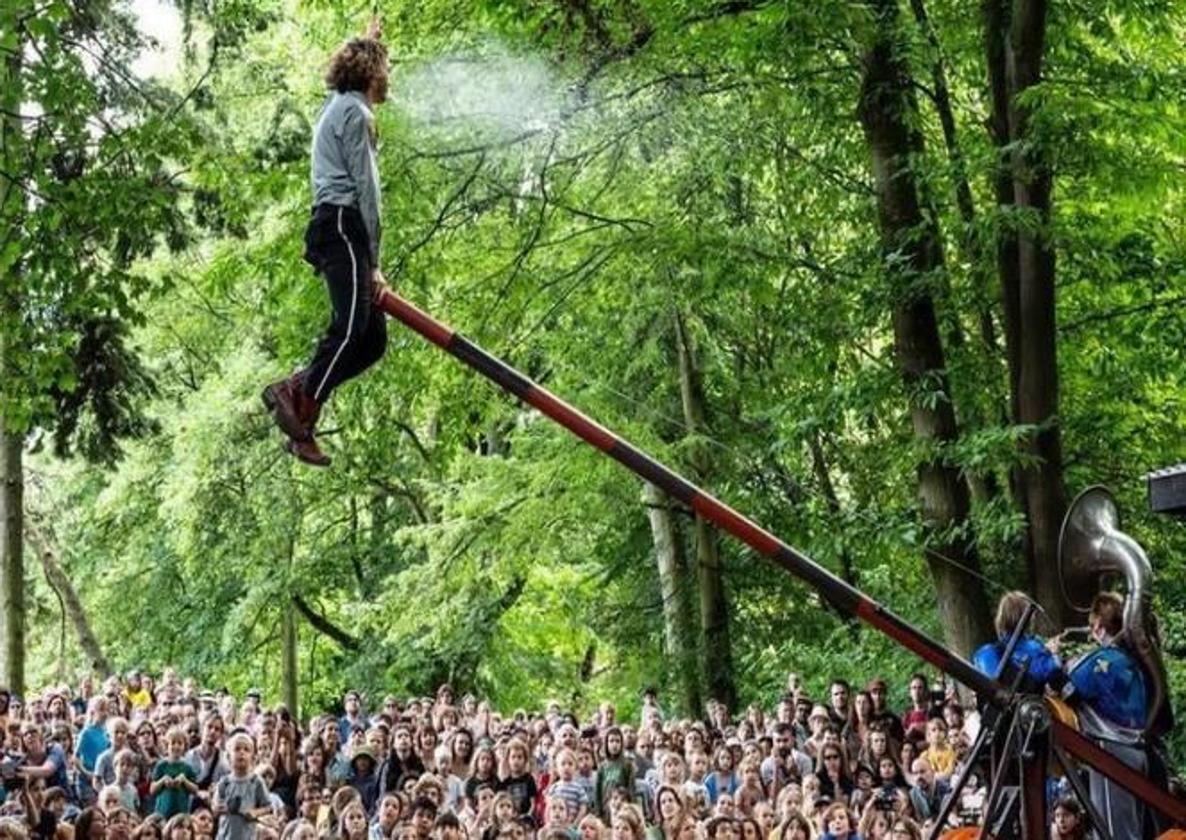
804, 705, 830, 759
865, 679, 904, 744
349, 746, 380, 814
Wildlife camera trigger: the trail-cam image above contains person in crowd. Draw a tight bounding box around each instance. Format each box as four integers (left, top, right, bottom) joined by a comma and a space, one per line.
498, 739, 538, 821
818, 802, 862, 840
350, 747, 380, 815
339, 800, 370, 840
113, 749, 140, 813
864, 681, 902, 746
212, 733, 271, 840
549, 747, 592, 820
95, 718, 132, 788
886, 817, 921, 840
323, 720, 353, 789
370, 792, 401, 840
857, 801, 891, 840
906, 758, 947, 824
153, 726, 200, 819
187, 716, 228, 793
163, 813, 194, 840
826, 682, 852, 731
13, 725, 68, 793
378, 723, 424, 800
815, 747, 853, 806
773, 812, 812, 840
595, 728, 634, 818
406, 797, 438, 840
702, 747, 738, 807
919, 719, 955, 783
75, 697, 110, 805
1050, 797, 1085, 840
900, 678, 929, 745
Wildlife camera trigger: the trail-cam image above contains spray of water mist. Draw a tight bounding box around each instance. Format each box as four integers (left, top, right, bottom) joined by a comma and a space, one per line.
392, 46, 571, 142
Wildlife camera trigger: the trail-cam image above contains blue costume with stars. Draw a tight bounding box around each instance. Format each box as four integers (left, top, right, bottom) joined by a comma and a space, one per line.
1066, 641, 1153, 840
1068, 644, 1147, 730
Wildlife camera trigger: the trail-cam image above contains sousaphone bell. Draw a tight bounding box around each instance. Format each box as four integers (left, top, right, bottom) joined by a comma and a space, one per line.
1058, 485, 1171, 736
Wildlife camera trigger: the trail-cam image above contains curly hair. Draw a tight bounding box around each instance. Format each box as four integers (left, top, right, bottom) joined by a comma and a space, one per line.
325, 38, 388, 94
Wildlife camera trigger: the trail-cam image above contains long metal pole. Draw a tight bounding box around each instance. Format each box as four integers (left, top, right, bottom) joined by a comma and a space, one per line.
376, 290, 1186, 827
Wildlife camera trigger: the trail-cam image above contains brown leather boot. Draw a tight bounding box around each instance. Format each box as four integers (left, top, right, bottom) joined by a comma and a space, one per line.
285, 437, 332, 467
261, 374, 310, 441
293, 387, 322, 435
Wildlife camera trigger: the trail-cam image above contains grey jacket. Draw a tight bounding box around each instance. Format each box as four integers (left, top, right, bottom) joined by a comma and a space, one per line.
310, 90, 381, 264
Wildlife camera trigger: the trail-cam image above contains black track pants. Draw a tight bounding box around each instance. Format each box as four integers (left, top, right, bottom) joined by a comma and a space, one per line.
300, 203, 387, 403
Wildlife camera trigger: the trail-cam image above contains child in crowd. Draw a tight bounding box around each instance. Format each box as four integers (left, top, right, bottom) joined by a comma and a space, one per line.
921, 719, 955, 781
497, 740, 538, 820
1050, 798, 1086, 840
152, 727, 198, 819
702, 747, 738, 807
818, 802, 862, 840
114, 749, 141, 813
212, 734, 270, 840
163, 814, 194, 840
339, 800, 369, 840
548, 748, 591, 819
575, 748, 597, 805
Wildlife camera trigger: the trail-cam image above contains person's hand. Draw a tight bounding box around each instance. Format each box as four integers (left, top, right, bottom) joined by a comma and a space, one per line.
372, 268, 392, 304
366, 13, 382, 40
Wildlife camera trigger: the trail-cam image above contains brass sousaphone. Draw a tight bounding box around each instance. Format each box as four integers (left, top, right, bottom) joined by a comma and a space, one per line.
1057, 485, 1172, 735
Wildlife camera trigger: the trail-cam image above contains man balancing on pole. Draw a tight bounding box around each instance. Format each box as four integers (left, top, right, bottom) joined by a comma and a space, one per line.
262, 13, 391, 467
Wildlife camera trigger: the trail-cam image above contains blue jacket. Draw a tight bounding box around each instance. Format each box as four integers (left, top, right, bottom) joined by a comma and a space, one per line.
972, 635, 1062, 689
1068, 645, 1147, 730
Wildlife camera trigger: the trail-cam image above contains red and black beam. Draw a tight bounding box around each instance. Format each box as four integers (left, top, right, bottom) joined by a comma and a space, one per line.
378, 291, 1005, 704
376, 290, 1186, 827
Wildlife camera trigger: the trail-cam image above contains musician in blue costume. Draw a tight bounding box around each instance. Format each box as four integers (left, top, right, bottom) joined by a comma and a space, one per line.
972, 591, 1066, 692
1062, 591, 1163, 840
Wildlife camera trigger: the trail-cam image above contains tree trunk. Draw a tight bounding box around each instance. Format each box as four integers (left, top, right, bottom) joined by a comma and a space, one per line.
0, 425, 24, 695
857, 0, 993, 656
281, 601, 298, 717
643, 481, 702, 716
1005, 0, 1069, 626
909, 0, 1000, 358
674, 310, 736, 710
26, 520, 111, 677
983, 0, 1033, 578
0, 21, 26, 699
984, 0, 1069, 622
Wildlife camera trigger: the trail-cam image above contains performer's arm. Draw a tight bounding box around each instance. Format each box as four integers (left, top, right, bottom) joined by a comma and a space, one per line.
341, 105, 381, 267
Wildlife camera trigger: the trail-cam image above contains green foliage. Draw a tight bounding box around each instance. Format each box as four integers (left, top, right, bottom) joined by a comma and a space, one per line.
13, 0, 1186, 777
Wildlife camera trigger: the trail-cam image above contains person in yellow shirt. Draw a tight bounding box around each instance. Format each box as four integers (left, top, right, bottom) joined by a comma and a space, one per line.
920, 717, 956, 780
124, 670, 153, 710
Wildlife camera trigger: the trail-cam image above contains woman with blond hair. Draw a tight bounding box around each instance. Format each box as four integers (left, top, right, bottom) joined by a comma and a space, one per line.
610, 805, 646, 840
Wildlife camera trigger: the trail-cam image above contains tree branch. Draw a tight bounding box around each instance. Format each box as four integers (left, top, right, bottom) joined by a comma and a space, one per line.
290, 594, 360, 650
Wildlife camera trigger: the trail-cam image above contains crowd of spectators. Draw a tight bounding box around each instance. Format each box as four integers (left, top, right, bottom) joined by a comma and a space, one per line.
0, 669, 1089, 840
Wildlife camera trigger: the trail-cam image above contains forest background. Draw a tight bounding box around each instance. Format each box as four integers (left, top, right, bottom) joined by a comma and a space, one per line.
2, 0, 1186, 765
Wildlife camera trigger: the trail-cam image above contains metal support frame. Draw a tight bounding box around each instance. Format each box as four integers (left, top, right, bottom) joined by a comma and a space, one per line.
376, 290, 1186, 831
